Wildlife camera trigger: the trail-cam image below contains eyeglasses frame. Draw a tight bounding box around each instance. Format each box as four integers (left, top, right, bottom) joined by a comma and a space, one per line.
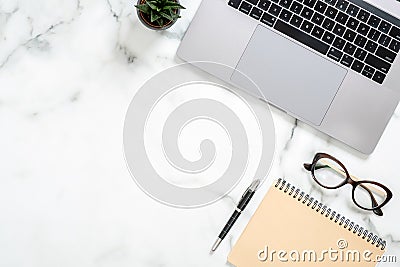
304, 153, 393, 216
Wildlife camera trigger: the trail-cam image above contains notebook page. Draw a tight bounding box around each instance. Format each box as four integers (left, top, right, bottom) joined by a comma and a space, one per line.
228, 181, 385, 266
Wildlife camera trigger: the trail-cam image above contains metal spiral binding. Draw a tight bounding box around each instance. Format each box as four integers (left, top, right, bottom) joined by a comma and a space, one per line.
275, 178, 386, 250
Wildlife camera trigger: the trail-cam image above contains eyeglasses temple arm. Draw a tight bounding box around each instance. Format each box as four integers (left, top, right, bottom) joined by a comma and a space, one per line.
320, 160, 387, 198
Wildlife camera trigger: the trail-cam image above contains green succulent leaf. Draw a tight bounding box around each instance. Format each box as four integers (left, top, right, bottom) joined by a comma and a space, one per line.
135, 4, 150, 14
146, 1, 158, 10
150, 9, 161, 22
156, 18, 164, 27
136, 0, 185, 26
163, 2, 185, 9
160, 11, 173, 21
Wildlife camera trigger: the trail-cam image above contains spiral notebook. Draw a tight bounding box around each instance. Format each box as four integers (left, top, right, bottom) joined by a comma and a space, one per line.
228, 179, 386, 266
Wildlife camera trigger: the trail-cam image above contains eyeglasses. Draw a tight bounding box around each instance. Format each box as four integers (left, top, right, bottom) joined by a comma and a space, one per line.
304, 153, 392, 216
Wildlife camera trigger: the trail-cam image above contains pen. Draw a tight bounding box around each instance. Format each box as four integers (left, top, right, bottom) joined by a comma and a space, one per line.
211, 179, 261, 252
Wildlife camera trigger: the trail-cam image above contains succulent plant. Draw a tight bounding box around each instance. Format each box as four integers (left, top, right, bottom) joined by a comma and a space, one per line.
135, 0, 185, 27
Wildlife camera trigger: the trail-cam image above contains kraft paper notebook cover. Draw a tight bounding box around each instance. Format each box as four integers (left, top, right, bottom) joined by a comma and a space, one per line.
228, 179, 386, 266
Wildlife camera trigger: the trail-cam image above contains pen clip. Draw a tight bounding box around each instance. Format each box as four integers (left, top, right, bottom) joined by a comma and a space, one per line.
241, 187, 251, 199
241, 180, 260, 198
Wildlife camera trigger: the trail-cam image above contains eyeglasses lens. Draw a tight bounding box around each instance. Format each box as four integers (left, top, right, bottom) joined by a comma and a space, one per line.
313, 158, 347, 188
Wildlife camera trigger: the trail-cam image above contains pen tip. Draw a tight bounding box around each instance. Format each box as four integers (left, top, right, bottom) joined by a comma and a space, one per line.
211, 238, 222, 253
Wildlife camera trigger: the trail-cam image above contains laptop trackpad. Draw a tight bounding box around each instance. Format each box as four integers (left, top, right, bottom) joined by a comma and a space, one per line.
231, 25, 347, 126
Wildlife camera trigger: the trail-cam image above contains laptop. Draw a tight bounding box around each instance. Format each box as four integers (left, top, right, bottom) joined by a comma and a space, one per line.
177, 0, 400, 154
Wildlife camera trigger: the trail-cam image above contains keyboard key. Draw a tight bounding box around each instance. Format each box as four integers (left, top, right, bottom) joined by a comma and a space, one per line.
389, 26, 400, 41
268, 3, 282, 16
229, 0, 242, 8
362, 68, 374, 78
378, 34, 391, 47
280, 9, 293, 22
367, 15, 381, 28
364, 65, 375, 73
325, 6, 337, 19
322, 18, 334, 31
367, 28, 380, 41
335, 0, 348, 11
303, 0, 316, 8
344, 42, 356, 55
333, 37, 346, 49
351, 60, 364, 72
333, 24, 346, 36
324, 0, 337, 6
248, 0, 259, 4
311, 25, 325, 38
290, 14, 304, 27
341, 54, 354, 67
290, 1, 303, 14
300, 6, 314, 19
300, 20, 314, 32
363, 65, 375, 75
361, 71, 374, 79
365, 40, 378, 53
365, 54, 391, 73
250, 6, 264, 19
315, 0, 327, 13
357, 10, 370, 23
354, 35, 367, 48
312, 12, 325, 25
343, 29, 356, 42
357, 23, 370, 36
389, 39, 400, 53
274, 20, 329, 54
271, 0, 279, 3
376, 46, 396, 63
378, 21, 391, 34
335, 11, 349, 25
346, 4, 359, 17
239, 1, 253, 14
372, 71, 386, 84
258, 0, 272, 10
346, 17, 359, 30
354, 48, 367, 60
261, 12, 277, 26
328, 47, 343, 61
279, 0, 293, 8
322, 31, 335, 44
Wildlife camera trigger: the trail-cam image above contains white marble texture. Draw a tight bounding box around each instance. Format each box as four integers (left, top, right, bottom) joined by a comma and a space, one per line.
0, 0, 399, 266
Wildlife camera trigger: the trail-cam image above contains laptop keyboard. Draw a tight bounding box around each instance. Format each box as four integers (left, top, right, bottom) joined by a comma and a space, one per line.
228, 0, 400, 84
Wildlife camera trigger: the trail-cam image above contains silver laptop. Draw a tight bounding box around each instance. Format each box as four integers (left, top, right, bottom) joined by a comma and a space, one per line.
177, 0, 400, 154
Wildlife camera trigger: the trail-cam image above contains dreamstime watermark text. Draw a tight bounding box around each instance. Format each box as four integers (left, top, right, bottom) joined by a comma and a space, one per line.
257, 239, 397, 263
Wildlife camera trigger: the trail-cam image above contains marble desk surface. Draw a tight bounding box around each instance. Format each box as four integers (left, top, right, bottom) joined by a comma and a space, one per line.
0, 0, 399, 266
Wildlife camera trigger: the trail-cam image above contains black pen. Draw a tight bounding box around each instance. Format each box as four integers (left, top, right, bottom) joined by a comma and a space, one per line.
211, 179, 261, 252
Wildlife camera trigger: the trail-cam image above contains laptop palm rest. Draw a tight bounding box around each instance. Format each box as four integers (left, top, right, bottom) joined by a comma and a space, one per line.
231, 25, 347, 126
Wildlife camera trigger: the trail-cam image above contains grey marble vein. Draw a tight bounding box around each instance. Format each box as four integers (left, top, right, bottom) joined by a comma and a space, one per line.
117, 44, 137, 64
0, 23, 60, 69
0, 0, 82, 69
70, 91, 81, 103
0, 7, 19, 26
283, 119, 298, 152
106, 0, 122, 21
